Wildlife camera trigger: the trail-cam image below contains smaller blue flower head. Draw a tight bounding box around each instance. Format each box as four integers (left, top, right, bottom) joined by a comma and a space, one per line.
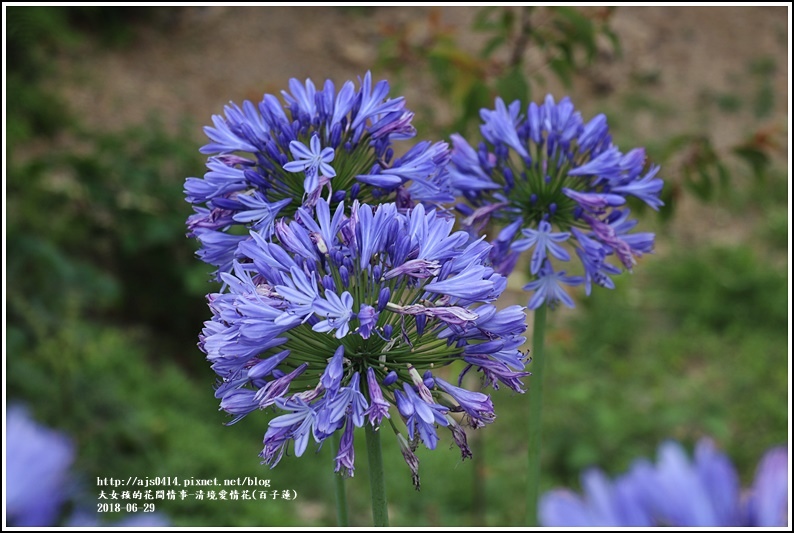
449, 95, 663, 309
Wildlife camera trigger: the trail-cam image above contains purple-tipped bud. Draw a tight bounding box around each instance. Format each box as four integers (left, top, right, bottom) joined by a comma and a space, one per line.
377, 287, 391, 311
248, 350, 290, 380
357, 304, 378, 339
243, 169, 268, 188
254, 363, 308, 408
339, 265, 350, 287
382, 370, 398, 387
423, 370, 435, 389
334, 414, 356, 477
415, 315, 426, 336
382, 324, 394, 341
435, 376, 495, 428
329, 122, 343, 148
456, 203, 474, 217
350, 183, 360, 200
220, 389, 258, 417
364, 367, 391, 426
321, 346, 345, 392
322, 275, 336, 292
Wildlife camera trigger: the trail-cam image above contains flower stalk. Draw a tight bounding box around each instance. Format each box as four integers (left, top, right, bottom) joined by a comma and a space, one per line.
526, 303, 547, 526
365, 424, 389, 527
331, 432, 349, 526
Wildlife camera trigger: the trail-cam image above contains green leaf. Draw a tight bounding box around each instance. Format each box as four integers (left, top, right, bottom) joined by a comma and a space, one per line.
748, 56, 776, 77
549, 57, 573, 88
481, 35, 506, 58
658, 184, 676, 223
684, 165, 714, 201
753, 82, 774, 119
733, 145, 771, 181
500, 7, 516, 33
473, 6, 500, 31
553, 6, 596, 59
494, 67, 530, 105
457, 80, 491, 134
660, 133, 699, 159
716, 161, 731, 190
604, 27, 622, 58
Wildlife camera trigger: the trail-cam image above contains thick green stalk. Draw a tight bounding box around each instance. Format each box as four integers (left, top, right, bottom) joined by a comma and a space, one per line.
526, 303, 547, 526
365, 424, 389, 526
331, 432, 349, 526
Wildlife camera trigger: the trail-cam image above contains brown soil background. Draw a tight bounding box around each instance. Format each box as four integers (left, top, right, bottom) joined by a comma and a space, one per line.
54, 6, 788, 141
50, 5, 790, 300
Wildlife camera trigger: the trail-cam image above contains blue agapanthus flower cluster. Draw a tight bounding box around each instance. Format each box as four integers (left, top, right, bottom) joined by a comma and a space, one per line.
200, 199, 528, 486
449, 95, 663, 309
540, 438, 789, 527
185, 71, 453, 278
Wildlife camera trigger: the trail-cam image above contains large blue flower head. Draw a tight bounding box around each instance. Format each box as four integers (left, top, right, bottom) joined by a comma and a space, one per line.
449, 95, 663, 309
199, 199, 528, 486
540, 438, 789, 527
185, 72, 454, 278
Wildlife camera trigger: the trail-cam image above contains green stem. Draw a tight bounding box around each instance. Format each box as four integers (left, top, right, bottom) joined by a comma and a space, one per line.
526, 303, 547, 526
365, 424, 390, 527
331, 432, 349, 526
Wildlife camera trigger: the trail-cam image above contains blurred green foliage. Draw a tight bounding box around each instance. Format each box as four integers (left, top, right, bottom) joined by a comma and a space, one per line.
7, 118, 211, 360
5, 5, 789, 527
545, 243, 788, 483
377, 6, 620, 136
377, 6, 783, 225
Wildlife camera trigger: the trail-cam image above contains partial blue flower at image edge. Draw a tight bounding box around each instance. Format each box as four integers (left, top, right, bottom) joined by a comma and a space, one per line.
540, 438, 789, 527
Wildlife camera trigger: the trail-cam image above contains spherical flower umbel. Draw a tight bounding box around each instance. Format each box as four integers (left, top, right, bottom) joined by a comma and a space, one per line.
185, 72, 454, 278
449, 95, 663, 309
199, 200, 528, 486
540, 438, 789, 527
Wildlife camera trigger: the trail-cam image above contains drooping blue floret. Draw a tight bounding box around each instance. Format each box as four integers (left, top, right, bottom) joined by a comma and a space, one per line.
450, 95, 664, 309
523, 262, 584, 310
